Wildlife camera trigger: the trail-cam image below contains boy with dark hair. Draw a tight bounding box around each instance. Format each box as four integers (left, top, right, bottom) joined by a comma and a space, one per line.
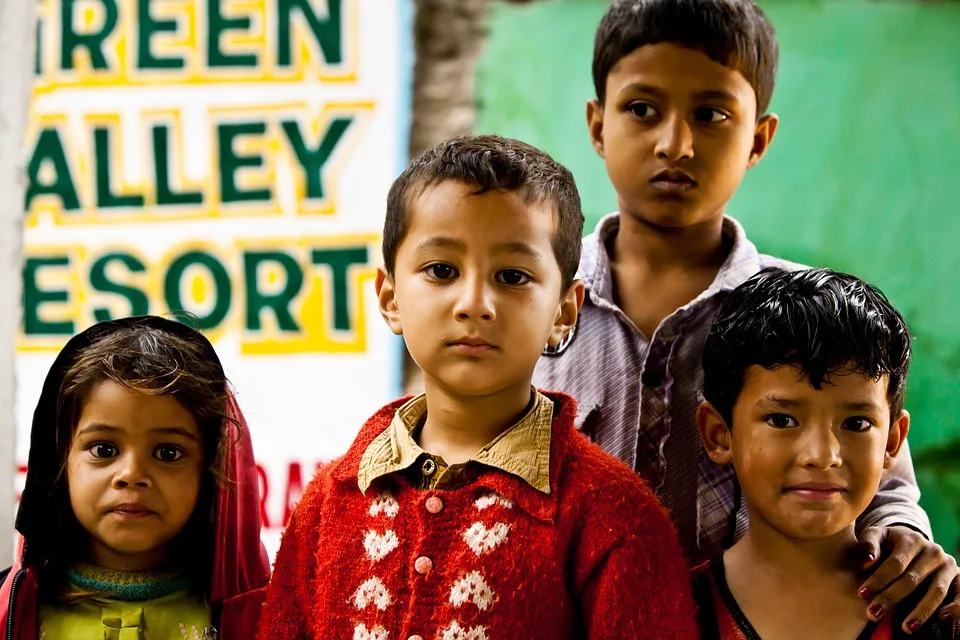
258, 134, 699, 639
693, 267, 959, 639
533, 0, 959, 631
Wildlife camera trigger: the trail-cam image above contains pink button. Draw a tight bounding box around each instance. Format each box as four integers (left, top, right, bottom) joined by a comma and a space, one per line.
409, 636, 425, 640
425, 496, 443, 514
414, 556, 433, 575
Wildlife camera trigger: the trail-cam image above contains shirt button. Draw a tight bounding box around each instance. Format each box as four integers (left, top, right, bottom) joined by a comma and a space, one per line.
414, 556, 433, 575
421, 459, 437, 477
425, 496, 444, 514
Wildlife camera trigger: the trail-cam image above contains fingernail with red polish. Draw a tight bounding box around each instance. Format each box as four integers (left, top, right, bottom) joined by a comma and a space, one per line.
907, 620, 920, 634
859, 588, 873, 600
869, 603, 885, 619
941, 610, 951, 622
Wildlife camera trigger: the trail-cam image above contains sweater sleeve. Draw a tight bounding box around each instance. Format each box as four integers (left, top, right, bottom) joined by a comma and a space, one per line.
256, 473, 328, 640
574, 478, 700, 640
856, 439, 932, 538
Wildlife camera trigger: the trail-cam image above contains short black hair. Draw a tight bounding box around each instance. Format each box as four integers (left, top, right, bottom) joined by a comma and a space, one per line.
383, 134, 584, 291
702, 268, 912, 425
592, 0, 779, 115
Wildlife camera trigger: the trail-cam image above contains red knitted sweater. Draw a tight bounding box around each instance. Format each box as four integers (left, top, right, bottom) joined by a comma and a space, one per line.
258, 392, 699, 640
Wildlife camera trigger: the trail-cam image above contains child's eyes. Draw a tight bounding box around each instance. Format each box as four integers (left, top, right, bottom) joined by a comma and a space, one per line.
496, 269, 531, 286
842, 417, 874, 432
695, 107, 729, 123
627, 102, 658, 119
765, 414, 799, 429
88, 442, 118, 459
425, 263, 458, 280
154, 445, 186, 463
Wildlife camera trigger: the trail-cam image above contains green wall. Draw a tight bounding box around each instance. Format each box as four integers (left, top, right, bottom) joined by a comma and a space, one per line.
477, 0, 960, 552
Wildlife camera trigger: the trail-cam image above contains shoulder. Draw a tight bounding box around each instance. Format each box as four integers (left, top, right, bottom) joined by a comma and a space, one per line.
757, 251, 809, 272
558, 430, 665, 524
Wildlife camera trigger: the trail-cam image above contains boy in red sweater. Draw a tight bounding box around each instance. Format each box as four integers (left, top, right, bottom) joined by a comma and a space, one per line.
257, 135, 699, 639
693, 268, 959, 640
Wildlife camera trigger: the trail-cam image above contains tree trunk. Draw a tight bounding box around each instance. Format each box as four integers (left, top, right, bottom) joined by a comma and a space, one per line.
403, 0, 490, 394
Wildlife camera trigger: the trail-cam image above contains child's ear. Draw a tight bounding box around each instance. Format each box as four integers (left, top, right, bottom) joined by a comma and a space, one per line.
697, 400, 733, 465
883, 409, 911, 470
548, 279, 585, 349
375, 268, 403, 336
586, 99, 605, 158
747, 112, 779, 168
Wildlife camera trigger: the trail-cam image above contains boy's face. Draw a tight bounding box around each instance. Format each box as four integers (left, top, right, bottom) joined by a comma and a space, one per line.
698, 364, 909, 540
377, 180, 582, 399
587, 43, 778, 228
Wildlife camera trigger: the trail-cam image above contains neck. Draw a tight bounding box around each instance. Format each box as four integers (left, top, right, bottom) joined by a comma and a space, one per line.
728, 515, 861, 582
88, 539, 168, 573
418, 379, 533, 464
612, 211, 729, 274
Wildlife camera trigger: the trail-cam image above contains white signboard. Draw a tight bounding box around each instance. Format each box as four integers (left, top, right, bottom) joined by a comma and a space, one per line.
15, 0, 410, 558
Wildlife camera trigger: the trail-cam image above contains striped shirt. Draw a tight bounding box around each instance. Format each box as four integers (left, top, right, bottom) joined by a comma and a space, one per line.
533, 213, 932, 563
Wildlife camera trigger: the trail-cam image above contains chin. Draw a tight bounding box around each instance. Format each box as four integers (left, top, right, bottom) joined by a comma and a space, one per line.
627, 203, 715, 229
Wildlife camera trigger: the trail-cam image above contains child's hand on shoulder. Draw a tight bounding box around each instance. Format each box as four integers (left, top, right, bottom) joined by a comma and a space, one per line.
858, 525, 959, 634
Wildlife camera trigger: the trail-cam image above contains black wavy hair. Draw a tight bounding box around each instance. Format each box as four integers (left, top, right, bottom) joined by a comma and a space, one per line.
592, 0, 779, 116
702, 267, 912, 424
383, 134, 583, 292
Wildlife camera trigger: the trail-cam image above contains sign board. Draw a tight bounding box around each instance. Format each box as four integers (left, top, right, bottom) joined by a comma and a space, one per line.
15, 0, 410, 558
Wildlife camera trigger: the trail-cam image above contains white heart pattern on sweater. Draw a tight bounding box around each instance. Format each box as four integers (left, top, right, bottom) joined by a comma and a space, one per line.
463, 521, 511, 556
368, 491, 399, 518
353, 623, 389, 640
474, 493, 514, 511
351, 576, 392, 611
439, 621, 489, 640
363, 529, 399, 561
449, 571, 495, 611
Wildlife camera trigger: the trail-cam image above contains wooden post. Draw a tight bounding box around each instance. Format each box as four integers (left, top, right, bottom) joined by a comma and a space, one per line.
0, 0, 35, 563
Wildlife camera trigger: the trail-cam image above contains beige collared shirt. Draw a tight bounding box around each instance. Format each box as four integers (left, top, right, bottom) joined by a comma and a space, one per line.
357, 388, 554, 494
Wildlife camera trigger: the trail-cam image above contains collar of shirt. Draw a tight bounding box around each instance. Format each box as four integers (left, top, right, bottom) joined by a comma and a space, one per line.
357, 388, 555, 495
579, 213, 764, 313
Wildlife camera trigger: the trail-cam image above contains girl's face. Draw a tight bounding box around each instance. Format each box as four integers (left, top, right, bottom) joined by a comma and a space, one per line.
66, 380, 205, 572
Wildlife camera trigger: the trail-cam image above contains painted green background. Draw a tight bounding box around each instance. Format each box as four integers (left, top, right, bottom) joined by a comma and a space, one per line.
477, 0, 960, 553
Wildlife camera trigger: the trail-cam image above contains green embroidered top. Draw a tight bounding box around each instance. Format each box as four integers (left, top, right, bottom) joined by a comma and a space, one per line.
38, 565, 214, 640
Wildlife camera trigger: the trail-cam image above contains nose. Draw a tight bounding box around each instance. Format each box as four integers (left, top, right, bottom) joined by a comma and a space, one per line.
112, 451, 153, 489
452, 273, 496, 322
796, 424, 843, 470
654, 113, 694, 162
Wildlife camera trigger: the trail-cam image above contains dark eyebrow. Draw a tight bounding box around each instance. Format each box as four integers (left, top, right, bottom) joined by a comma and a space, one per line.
756, 395, 800, 410
841, 401, 884, 414
619, 84, 739, 105
755, 396, 884, 414
76, 424, 201, 443
414, 238, 544, 262
692, 89, 739, 104
413, 237, 466, 254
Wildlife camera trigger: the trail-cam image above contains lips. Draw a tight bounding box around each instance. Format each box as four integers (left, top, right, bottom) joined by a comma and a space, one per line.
650, 169, 697, 193
447, 337, 497, 355
108, 502, 156, 516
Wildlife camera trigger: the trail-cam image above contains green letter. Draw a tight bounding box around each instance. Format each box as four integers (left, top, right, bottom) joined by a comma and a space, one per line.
310, 246, 368, 332
153, 125, 203, 206
207, 0, 257, 67
94, 127, 146, 208
22, 256, 74, 335
218, 122, 271, 203
244, 251, 303, 331
89, 252, 150, 321
164, 250, 232, 330
137, 0, 184, 69
25, 128, 81, 211
277, 0, 342, 67
61, 0, 119, 70
281, 116, 352, 200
